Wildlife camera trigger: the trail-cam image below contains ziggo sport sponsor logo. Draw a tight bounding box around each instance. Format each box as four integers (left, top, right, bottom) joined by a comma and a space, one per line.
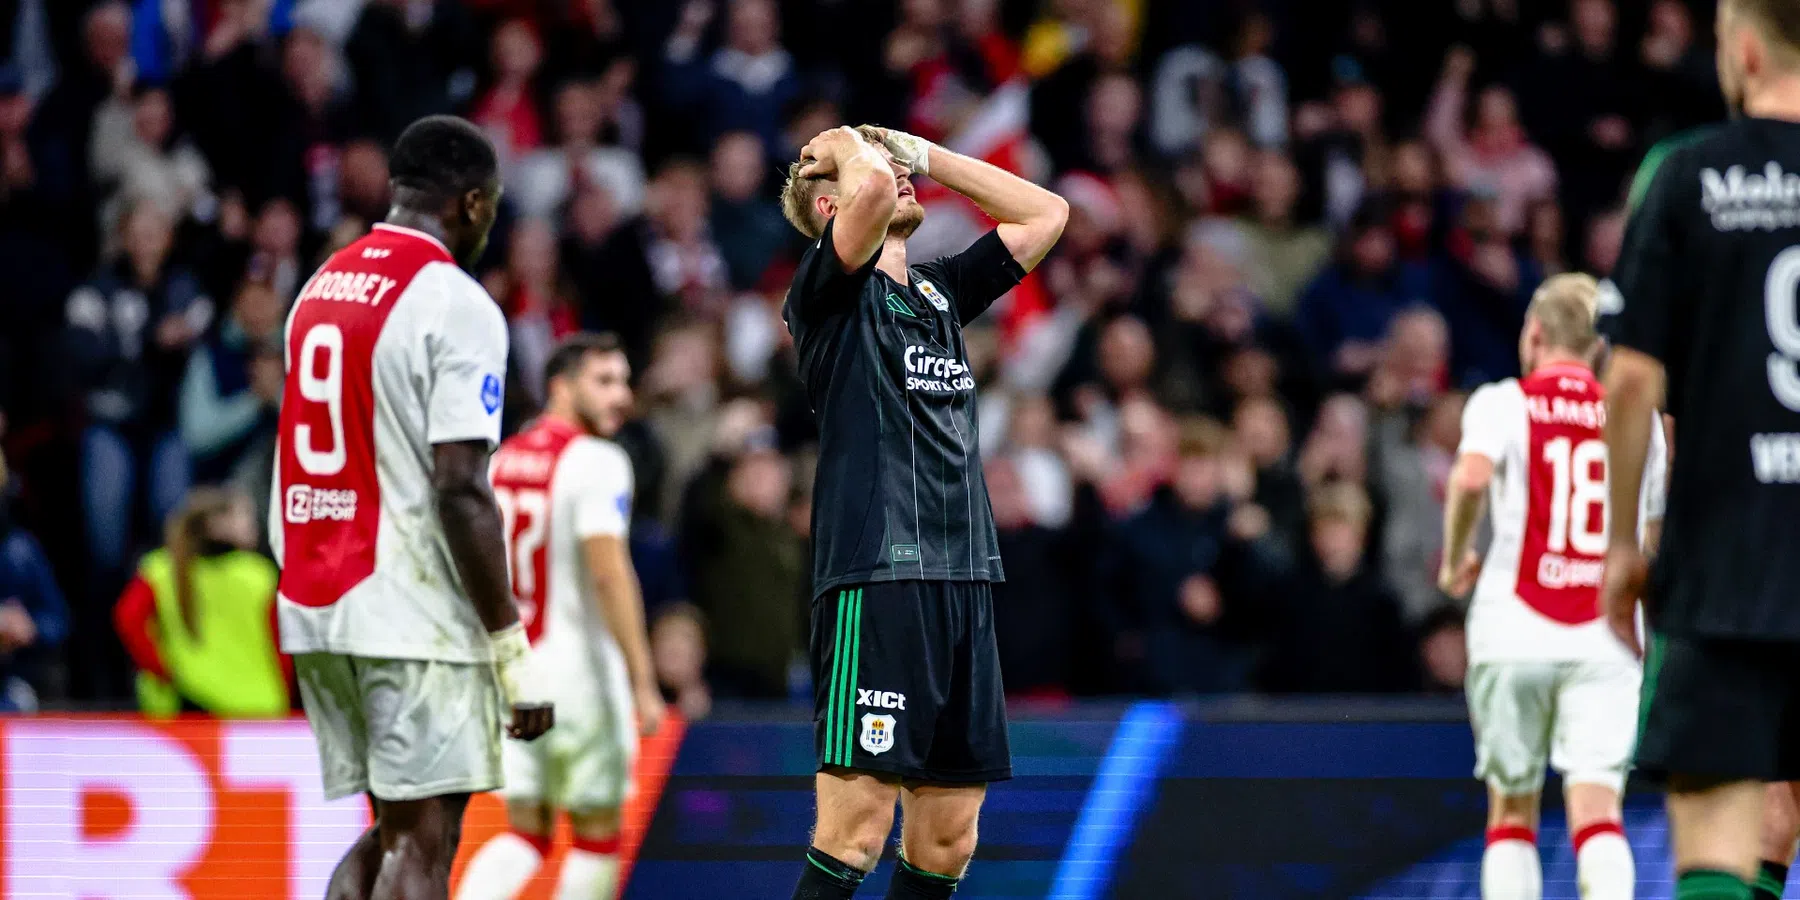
284, 484, 359, 524
903, 346, 974, 393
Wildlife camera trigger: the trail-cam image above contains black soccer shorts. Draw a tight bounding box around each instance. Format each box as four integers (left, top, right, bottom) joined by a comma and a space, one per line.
810, 580, 1012, 783
1636, 634, 1800, 784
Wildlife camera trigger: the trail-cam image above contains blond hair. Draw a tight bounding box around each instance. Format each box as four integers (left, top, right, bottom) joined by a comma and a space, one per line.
779, 125, 887, 239
1724, 0, 1800, 63
1527, 272, 1600, 357
164, 487, 242, 636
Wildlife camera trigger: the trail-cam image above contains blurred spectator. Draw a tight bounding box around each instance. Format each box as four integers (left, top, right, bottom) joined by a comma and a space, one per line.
1584, 206, 1626, 277
1095, 419, 1281, 695
1295, 205, 1431, 382
90, 83, 212, 243
1230, 13, 1288, 149
1235, 150, 1330, 319
469, 18, 545, 170
1374, 385, 1465, 625
1291, 64, 1385, 229
1030, 0, 1133, 174
336, 138, 390, 226
1638, 0, 1725, 134
542, 0, 629, 87
0, 450, 68, 712
342, 0, 478, 143
66, 201, 208, 579
644, 157, 729, 317
488, 218, 575, 415
112, 487, 286, 717
997, 394, 1073, 529
1261, 480, 1415, 693
1524, 199, 1568, 277
33, 3, 132, 219
511, 76, 647, 221
271, 26, 350, 233
1517, 0, 1640, 231
1439, 192, 1541, 386
1298, 393, 1370, 489
651, 602, 712, 720
708, 130, 789, 291
1381, 138, 1462, 263
175, 0, 284, 205
179, 279, 283, 486
987, 456, 1076, 697
683, 429, 804, 699
1417, 604, 1469, 693
1233, 395, 1305, 552
562, 182, 663, 363
661, 0, 799, 157
638, 324, 725, 525
1426, 46, 1556, 236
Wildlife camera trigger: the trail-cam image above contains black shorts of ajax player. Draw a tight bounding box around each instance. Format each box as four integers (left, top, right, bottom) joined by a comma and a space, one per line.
779, 125, 1066, 899
1600, 1, 1800, 896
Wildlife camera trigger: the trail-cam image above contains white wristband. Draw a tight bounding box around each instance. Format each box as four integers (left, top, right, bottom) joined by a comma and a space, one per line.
878, 129, 933, 176
490, 622, 550, 708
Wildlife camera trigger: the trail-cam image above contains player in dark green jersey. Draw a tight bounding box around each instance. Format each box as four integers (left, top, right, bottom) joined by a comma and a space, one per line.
1601, 2, 1800, 898
1615, 121, 1800, 900
778, 125, 1067, 899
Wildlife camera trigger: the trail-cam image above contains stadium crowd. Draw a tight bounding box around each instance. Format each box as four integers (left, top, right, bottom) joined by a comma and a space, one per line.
0, 0, 1726, 713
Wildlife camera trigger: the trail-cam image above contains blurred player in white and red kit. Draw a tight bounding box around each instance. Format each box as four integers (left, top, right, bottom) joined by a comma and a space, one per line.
1439, 273, 1667, 900
456, 333, 664, 899
273, 115, 554, 900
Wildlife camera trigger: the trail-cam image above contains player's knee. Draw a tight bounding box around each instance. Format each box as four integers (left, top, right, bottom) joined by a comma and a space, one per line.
1565, 782, 1623, 830
904, 800, 980, 870
1761, 782, 1800, 859
1487, 791, 1540, 830
567, 807, 622, 843
505, 801, 553, 839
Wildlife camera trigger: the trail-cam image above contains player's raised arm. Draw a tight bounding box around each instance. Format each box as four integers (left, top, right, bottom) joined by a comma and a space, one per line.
799, 127, 897, 275
866, 126, 1069, 272
1439, 387, 1501, 599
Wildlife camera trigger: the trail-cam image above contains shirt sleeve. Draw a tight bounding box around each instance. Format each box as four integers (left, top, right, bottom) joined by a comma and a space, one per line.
785, 216, 880, 327
916, 228, 1028, 325
1610, 149, 1689, 364
568, 439, 634, 539
423, 263, 509, 449
1457, 382, 1514, 462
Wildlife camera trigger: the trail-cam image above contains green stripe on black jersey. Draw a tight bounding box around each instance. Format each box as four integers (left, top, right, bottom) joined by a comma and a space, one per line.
1628, 127, 1718, 213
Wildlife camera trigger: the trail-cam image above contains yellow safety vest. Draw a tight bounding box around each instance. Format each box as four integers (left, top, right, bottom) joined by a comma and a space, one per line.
134, 548, 286, 718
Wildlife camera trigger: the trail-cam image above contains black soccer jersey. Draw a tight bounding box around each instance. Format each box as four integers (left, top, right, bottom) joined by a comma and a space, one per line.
1612, 116, 1800, 640
784, 220, 1025, 597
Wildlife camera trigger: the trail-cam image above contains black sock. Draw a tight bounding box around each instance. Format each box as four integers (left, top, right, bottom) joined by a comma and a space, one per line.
884, 856, 960, 898
793, 847, 867, 900
1756, 860, 1790, 900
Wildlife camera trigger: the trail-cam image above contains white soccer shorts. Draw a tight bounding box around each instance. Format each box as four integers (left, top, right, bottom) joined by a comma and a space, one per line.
1467, 659, 1642, 796
295, 654, 504, 802
500, 673, 635, 812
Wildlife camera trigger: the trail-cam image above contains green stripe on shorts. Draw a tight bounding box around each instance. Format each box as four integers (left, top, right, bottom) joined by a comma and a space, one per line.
831, 590, 853, 766
844, 588, 863, 765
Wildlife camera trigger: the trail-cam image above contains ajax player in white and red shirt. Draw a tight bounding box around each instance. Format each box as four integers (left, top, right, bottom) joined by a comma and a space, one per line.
273, 116, 552, 899
1439, 273, 1666, 900
457, 334, 664, 900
